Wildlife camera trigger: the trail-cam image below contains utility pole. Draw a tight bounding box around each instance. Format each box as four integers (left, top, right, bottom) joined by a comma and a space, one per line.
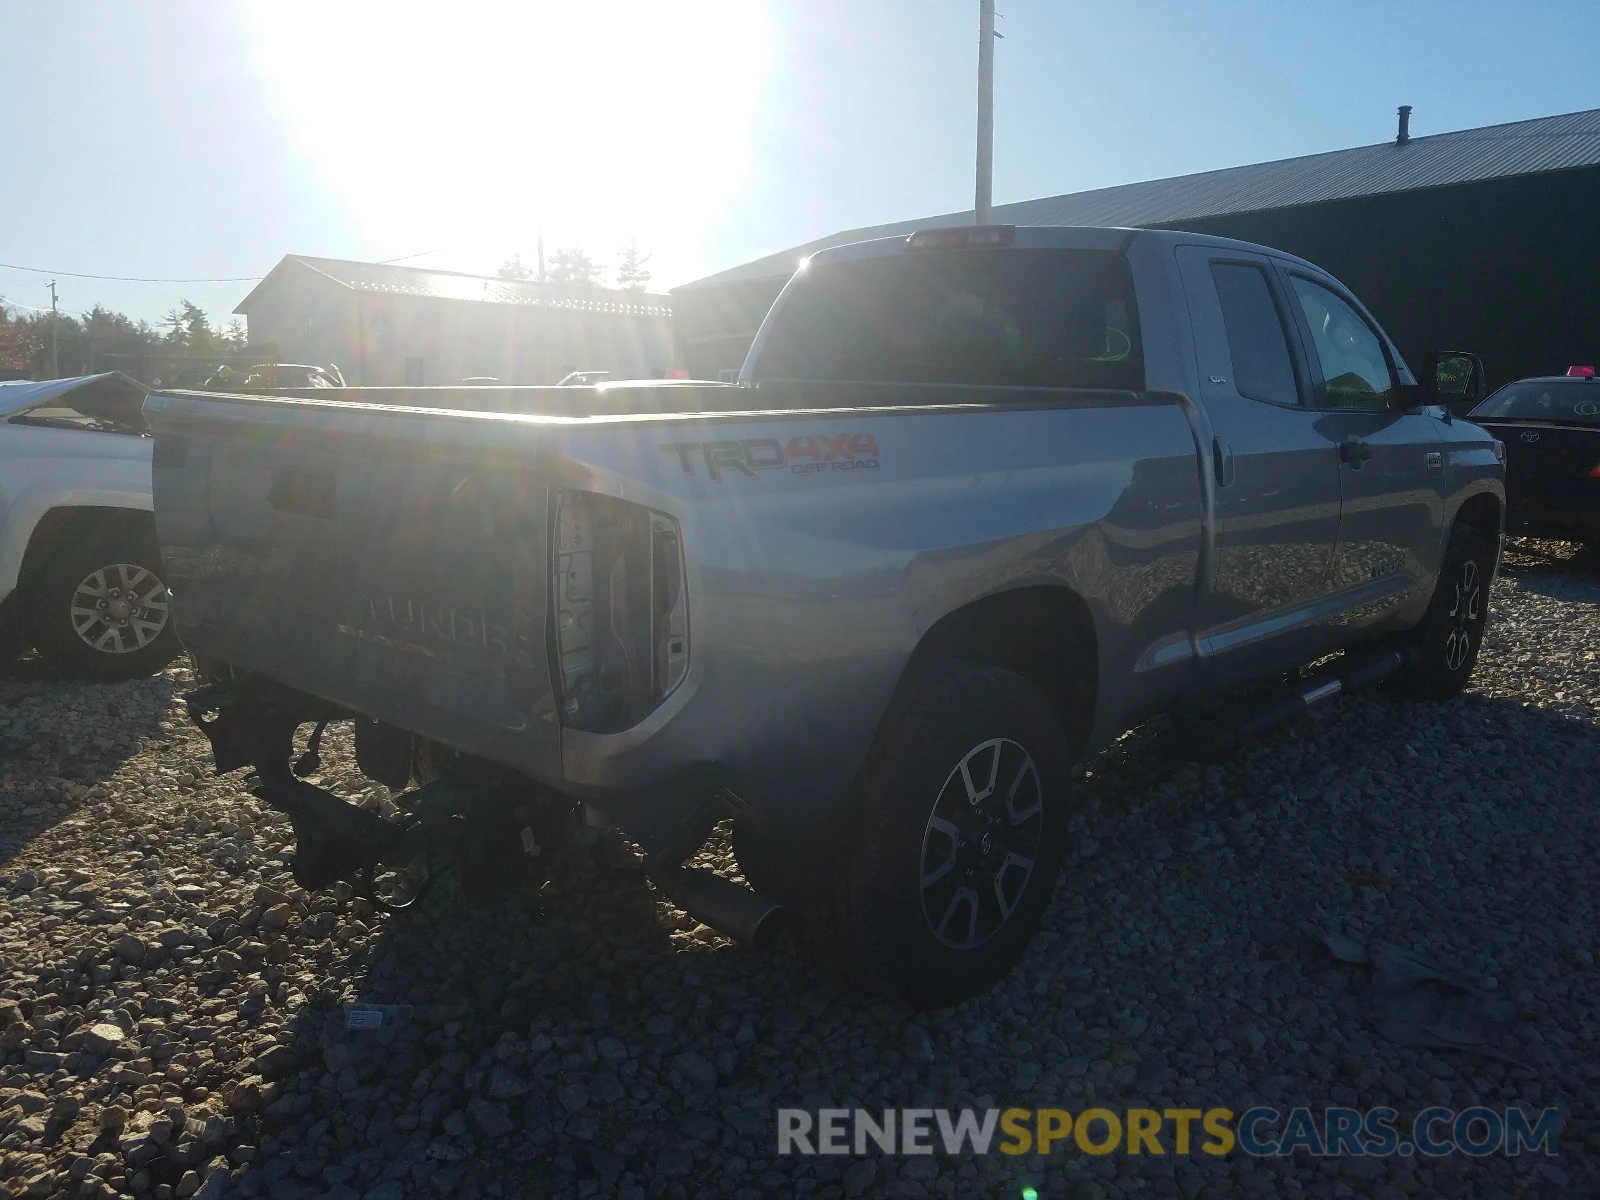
48, 280, 59, 378
974, 0, 995, 225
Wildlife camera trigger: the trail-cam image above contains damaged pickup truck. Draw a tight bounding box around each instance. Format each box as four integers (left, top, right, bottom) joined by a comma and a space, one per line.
146, 226, 1504, 1005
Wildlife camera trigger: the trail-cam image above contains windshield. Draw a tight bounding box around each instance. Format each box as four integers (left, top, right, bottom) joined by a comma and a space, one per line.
751, 248, 1143, 391
1470, 380, 1600, 424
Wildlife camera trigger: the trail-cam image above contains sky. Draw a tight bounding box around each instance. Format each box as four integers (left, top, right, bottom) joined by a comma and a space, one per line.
1, 0, 1596, 328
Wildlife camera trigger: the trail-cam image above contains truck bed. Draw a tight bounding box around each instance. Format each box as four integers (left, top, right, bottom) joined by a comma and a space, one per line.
146, 381, 1205, 807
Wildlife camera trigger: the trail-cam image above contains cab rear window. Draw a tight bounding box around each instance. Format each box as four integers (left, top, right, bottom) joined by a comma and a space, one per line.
752, 248, 1143, 391
1471, 381, 1600, 424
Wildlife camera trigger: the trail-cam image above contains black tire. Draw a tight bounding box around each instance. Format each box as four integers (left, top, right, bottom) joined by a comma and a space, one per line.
795, 659, 1073, 1007
1392, 524, 1493, 700
27, 523, 180, 680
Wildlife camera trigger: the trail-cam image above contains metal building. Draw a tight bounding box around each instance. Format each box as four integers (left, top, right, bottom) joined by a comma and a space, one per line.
237, 257, 677, 386
673, 108, 1600, 386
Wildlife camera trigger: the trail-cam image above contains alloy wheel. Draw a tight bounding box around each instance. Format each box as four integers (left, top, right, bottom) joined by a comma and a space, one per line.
1443, 558, 1481, 672
919, 737, 1044, 950
70, 564, 170, 655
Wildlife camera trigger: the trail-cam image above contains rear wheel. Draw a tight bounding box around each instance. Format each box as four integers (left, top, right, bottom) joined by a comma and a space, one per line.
795, 660, 1073, 1006
1392, 524, 1492, 700
28, 526, 180, 680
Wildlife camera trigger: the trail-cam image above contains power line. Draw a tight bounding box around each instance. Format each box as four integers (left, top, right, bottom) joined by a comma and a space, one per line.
0, 247, 459, 298
0, 261, 263, 283
0, 248, 472, 282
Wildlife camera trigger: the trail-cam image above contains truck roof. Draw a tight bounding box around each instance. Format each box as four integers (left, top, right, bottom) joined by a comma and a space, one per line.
805, 224, 1328, 275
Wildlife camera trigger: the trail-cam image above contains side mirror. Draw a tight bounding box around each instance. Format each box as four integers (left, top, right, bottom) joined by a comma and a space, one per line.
1422, 350, 1485, 414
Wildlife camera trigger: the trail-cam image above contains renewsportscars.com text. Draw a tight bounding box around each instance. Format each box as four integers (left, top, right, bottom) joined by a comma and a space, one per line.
776, 1106, 1560, 1158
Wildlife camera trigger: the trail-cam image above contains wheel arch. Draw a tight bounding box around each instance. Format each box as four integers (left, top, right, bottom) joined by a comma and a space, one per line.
1, 488, 154, 599
16, 505, 160, 604
905, 584, 1099, 761
1451, 489, 1502, 538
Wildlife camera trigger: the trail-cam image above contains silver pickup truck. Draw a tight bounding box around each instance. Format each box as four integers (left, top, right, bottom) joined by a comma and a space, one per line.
147, 226, 1504, 1005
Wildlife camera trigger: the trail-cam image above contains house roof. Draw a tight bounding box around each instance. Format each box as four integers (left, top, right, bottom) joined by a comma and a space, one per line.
237, 256, 673, 318
678, 107, 1600, 290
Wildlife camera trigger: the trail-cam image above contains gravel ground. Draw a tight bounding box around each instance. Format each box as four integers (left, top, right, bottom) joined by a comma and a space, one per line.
1, 540, 1597, 1200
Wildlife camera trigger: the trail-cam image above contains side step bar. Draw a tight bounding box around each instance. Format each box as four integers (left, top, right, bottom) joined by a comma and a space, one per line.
1162, 644, 1417, 762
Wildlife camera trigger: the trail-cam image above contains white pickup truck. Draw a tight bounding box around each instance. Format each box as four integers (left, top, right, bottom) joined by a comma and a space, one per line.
0, 373, 178, 678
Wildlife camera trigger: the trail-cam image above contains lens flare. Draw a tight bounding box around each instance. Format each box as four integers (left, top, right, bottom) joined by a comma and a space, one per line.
237, 0, 769, 284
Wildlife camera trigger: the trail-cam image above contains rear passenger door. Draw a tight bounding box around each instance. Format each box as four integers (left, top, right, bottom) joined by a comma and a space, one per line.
1175, 247, 1344, 692
1278, 270, 1447, 632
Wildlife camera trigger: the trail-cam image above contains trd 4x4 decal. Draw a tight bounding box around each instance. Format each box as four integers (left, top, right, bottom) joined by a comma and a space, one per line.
660, 434, 880, 481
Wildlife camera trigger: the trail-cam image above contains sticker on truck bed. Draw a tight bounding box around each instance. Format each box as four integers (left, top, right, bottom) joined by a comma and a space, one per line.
660, 434, 880, 481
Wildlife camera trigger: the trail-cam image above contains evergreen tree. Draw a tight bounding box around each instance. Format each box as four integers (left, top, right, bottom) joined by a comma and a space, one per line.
497, 255, 534, 281
547, 248, 602, 287
615, 239, 651, 291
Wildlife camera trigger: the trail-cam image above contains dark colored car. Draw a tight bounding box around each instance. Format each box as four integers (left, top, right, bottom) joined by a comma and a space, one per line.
1468, 368, 1600, 548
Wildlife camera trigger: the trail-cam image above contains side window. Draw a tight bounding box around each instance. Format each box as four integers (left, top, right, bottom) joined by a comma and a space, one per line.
1211, 262, 1300, 406
1289, 276, 1394, 410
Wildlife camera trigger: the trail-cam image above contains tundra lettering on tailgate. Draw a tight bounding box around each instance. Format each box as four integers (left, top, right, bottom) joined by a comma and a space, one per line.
660, 434, 880, 481
339, 594, 540, 670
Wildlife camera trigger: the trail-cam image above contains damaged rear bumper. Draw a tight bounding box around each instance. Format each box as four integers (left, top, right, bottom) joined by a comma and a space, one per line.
182, 673, 782, 944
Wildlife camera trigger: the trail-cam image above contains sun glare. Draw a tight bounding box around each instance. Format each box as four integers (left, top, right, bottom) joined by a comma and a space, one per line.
239, 0, 769, 283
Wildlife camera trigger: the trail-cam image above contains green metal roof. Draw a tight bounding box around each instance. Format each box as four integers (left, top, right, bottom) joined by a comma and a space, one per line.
680, 107, 1600, 291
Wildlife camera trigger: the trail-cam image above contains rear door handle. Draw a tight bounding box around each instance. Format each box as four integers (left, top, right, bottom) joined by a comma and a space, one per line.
1339, 438, 1374, 465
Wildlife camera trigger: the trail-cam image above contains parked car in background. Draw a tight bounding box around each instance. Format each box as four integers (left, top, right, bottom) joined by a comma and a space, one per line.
0, 372, 178, 678
147, 226, 1502, 1004
203, 362, 345, 390
1468, 367, 1600, 551
556, 369, 711, 388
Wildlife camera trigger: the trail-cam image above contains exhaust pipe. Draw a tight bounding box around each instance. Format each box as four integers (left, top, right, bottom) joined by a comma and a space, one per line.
254, 775, 412, 859
649, 865, 785, 950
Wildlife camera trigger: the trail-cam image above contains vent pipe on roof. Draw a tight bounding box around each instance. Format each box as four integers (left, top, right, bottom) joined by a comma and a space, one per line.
1396, 105, 1413, 146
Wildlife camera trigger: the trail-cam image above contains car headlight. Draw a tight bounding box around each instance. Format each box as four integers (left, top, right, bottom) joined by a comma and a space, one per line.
552, 489, 688, 733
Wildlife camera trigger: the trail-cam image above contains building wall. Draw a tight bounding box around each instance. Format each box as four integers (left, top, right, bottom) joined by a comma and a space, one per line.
244, 272, 678, 385
241, 269, 362, 379
673, 277, 789, 380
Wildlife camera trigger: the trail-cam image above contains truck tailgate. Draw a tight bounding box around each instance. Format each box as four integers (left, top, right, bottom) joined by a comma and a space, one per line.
145, 391, 561, 776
